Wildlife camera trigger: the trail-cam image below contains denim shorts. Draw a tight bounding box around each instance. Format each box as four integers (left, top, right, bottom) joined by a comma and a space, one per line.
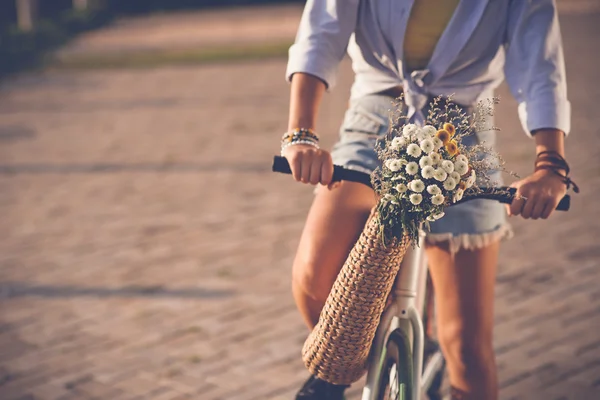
330, 94, 511, 252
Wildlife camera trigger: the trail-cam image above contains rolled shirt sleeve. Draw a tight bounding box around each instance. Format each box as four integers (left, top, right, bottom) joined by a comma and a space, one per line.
286, 0, 360, 90
503, 0, 571, 136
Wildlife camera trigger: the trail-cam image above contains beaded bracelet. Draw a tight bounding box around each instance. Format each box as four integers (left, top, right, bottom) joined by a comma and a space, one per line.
280, 139, 320, 155
280, 128, 320, 155
281, 128, 320, 143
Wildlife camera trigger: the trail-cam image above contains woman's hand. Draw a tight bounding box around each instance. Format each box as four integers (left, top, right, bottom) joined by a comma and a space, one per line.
507, 169, 567, 219
282, 144, 339, 189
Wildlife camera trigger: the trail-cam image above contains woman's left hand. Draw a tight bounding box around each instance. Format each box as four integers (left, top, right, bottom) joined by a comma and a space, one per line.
507, 169, 567, 219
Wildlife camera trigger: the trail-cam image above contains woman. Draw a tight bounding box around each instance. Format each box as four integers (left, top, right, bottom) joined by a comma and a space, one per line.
282, 1, 574, 399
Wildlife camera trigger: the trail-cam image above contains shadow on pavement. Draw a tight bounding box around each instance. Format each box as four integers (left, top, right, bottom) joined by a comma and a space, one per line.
0, 162, 270, 174
0, 281, 234, 299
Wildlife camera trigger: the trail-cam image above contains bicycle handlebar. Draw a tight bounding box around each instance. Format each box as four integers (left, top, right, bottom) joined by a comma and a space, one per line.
272, 155, 570, 211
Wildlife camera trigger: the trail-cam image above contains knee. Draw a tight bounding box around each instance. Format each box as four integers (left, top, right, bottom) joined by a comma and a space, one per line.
438, 322, 494, 376
292, 254, 338, 304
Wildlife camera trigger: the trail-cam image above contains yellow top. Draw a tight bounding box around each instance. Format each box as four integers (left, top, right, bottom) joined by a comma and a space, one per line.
403, 0, 460, 71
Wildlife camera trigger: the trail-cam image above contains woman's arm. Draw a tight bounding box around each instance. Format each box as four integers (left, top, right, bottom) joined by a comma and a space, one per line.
282, 0, 359, 188
284, 73, 332, 186
286, 0, 360, 90
503, 0, 570, 138
533, 128, 564, 156
503, 1, 572, 219
508, 128, 569, 219
288, 73, 326, 132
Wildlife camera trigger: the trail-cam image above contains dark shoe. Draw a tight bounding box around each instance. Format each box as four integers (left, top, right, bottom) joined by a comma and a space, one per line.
295, 375, 349, 399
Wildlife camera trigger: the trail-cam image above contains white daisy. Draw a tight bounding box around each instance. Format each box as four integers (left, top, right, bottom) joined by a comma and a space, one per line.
395, 183, 408, 193
407, 143, 422, 158
405, 162, 419, 175
391, 136, 407, 149
441, 160, 455, 174
454, 188, 465, 202
427, 184, 441, 195
456, 154, 468, 164
433, 211, 445, 220
429, 152, 442, 165
454, 160, 469, 176
450, 171, 461, 182
433, 168, 448, 182
433, 137, 444, 151
419, 156, 433, 168
466, 170, 477, 188
409, 193, 423, 205
444, 177, 457, 191
403, 123, 419, 138
420, 139, 434, 154
420, 125, 437, 138
421, 166, 435, 179
431, 194, 445, 205
382, 194, 396, 205
408, 179, 425, 193
386, 159, 403, 172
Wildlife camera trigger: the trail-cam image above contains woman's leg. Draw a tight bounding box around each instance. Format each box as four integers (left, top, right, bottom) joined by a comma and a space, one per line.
292, 181, 377, 329
426, 241, 500, 400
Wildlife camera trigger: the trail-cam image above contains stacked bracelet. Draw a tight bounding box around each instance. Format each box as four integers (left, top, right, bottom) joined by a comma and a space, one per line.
534, 151, 580, 193
281, 128, 320, 154
281, 128, 319, 143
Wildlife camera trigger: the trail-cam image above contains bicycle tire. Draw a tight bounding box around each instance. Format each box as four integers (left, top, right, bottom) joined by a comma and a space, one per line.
376, 329, 413, 400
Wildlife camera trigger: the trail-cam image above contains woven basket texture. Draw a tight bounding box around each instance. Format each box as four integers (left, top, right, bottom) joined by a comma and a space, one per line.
301, 212, 410, 385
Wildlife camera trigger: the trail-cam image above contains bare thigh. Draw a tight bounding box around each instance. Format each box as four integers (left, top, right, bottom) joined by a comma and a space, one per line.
292, 181, 377, 302
425, 241, 499, 397
426, 242, 498, 343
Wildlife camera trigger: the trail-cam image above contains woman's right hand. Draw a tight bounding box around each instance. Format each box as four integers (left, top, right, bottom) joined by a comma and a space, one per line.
282, 144, 339, 189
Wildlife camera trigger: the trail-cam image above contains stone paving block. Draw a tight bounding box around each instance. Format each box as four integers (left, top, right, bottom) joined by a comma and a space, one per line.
0, 6, 599, 400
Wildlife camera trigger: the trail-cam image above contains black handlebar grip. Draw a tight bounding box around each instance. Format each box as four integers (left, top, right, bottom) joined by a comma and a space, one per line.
461, 187, 571, 211
272, 155, 373, 187
272, 156, 571, 211
500, 187, 570, 211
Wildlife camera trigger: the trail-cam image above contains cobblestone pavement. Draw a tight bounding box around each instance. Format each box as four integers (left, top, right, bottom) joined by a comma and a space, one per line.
1, 5, 600, 400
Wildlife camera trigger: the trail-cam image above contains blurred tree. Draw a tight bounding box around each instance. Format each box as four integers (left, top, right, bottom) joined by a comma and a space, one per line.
16, 0, 37, 31
1, 0, 80, 31
73, 0, 88, 10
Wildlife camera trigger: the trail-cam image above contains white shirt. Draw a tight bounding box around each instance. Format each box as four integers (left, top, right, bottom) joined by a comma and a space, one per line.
286, 0, 571, 136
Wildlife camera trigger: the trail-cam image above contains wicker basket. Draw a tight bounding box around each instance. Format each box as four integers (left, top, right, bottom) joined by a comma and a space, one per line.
301, 210, 411, 385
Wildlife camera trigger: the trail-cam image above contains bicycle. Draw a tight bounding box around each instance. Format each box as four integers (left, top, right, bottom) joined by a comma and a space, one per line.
272, 155, 570, 400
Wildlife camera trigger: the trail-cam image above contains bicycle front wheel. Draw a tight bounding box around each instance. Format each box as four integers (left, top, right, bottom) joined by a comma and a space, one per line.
376, 329, 413, 400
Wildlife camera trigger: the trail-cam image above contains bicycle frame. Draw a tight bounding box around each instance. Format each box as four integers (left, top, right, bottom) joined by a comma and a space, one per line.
270, 155, 569, 399
361, 230, 444, 400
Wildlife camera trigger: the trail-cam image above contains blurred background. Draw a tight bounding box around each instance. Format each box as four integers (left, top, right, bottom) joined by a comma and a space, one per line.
0, 1, 599, 399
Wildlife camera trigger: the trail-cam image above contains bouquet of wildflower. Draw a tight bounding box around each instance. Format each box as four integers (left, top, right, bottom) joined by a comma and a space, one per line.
372, 96, 504, 244
301, 96, 506, 385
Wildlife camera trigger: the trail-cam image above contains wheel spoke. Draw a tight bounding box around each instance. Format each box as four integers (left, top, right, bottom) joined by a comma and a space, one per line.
388, 363, 399, 400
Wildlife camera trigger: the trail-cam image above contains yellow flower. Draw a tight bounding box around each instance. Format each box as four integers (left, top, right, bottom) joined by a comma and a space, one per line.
436, 129, 451, 144
458, 181, 467, 190
443, 123, 456, 136
446, 140, 459, 156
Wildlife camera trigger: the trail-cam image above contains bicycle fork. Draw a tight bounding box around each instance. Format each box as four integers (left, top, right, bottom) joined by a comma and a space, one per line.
362, 234, 429, 400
